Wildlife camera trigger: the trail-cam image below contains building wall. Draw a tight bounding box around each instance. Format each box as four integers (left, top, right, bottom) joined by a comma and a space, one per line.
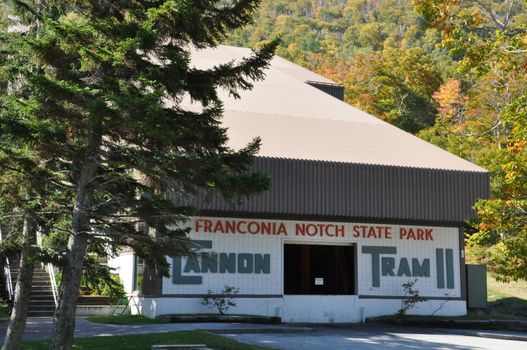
128, 216, 466, 322
134, 296, 466, 322
108, 253, 135, 294
163, 217, 461, 298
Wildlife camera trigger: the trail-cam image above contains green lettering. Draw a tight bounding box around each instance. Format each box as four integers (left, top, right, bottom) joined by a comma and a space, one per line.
219, 253, 236, 273
362, 246, 397, 287
238, 253, 253, 273
412, 258, 430, 277
381, 257, 395, 276
254, 254, 270, 274
201, 252, 218, 273
397, 258, 411, 277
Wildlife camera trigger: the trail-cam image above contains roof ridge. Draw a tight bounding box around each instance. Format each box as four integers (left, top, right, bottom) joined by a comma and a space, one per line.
222, 109, 384, 126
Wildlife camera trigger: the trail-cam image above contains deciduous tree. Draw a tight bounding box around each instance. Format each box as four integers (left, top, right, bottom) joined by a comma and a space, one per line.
414, 0, 527, 281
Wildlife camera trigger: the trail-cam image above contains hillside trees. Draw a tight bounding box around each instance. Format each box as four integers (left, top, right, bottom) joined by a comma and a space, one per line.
226, 0, 441, 63
1, 1, 277, 349
414, 0, 527, 280
226, 0, 452, 133
0, 3, 8, 29
318, 48, 443, 133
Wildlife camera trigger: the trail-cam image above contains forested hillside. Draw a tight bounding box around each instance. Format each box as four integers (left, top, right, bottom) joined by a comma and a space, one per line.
225, 0, 452, 133
226, 0, 527, 281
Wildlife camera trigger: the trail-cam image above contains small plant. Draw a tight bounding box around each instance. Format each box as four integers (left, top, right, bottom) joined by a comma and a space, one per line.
202, 285, 239, 315
395, 279, 427, 317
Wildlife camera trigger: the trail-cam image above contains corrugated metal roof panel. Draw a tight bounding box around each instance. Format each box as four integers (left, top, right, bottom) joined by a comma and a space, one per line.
172, 157, 490, 224
222, 110, 487, 172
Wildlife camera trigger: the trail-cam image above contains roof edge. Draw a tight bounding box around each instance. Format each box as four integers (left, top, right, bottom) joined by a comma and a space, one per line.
251, 156, 490, 174
196, 210, 469, 228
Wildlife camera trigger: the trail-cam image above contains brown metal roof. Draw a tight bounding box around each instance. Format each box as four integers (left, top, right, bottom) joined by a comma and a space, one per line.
222, 110, 486, 172
188, 45, 487, 173
176, 157, 490, 225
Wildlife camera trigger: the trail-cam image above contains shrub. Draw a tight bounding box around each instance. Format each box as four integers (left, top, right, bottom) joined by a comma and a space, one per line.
202, 285, 239, 315
395, 279, 427, 317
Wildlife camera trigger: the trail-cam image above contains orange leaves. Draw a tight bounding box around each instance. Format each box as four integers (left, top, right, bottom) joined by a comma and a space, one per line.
432, 78, 466, 123
507, 140, 527, 154
479, 223, 492, 232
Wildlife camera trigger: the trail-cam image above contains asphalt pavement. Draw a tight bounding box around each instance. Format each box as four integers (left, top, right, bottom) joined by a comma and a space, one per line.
0, 317, 526, 349
225, 325, 527, 350
0, 317, 306, 342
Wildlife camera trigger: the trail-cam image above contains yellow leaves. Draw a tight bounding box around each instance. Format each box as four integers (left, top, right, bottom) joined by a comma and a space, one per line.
61, 12, 87, 25
66, 125, 74, 139
471, 12, 482, 26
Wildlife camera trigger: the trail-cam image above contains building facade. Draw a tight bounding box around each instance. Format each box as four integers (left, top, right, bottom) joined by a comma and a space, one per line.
110, 45, 489, 322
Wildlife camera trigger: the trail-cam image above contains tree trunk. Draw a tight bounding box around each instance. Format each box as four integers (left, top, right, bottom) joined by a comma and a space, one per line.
50, 160, 97, 350
49, 233, 88, 350
2, 218, 37, 350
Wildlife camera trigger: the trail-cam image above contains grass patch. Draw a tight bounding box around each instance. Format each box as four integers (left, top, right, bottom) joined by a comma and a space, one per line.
488, 275, 527, 301
22, 330, 272, 350
487, 298, 527, 319
0, 307, 9, 318
86, 315, 168, 325
487, 274, 527, 318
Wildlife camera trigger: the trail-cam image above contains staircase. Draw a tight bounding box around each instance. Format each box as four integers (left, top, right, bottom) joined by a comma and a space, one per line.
29, 265, 56, 317
7, 258, 56, 317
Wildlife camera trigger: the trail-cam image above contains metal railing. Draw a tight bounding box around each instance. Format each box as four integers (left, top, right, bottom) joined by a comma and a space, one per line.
36, 229, 59, 307
0, 228, 14, 302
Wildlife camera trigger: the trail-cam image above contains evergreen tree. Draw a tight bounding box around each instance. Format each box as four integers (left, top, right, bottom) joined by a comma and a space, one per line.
1, 1, 276, 349
1, 7, 67, 348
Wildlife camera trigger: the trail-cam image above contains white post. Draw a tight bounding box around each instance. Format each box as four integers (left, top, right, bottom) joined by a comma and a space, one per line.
360, 307, 366, 323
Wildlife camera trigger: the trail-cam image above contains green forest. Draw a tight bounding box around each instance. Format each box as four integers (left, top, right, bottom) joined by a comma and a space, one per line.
225, 0, 527, 281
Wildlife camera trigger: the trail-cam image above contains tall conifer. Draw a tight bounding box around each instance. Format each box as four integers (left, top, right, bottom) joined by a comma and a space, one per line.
0, 1, 276, 349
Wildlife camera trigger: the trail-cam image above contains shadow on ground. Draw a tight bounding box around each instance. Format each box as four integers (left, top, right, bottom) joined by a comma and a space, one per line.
488, 297, 527, 318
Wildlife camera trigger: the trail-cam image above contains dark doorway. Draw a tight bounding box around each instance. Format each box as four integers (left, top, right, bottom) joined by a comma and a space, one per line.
284, 244, 355, 295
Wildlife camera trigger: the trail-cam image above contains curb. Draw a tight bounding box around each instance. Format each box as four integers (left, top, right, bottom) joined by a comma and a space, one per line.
367, 317, 527, 331
206, 326, 313, 335
450, 329, 527, 342
366, 318, 527, 342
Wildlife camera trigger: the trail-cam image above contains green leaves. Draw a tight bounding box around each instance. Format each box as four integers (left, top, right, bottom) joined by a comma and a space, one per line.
413, 0, 527, 281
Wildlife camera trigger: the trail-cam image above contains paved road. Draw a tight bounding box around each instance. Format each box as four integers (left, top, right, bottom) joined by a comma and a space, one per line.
1, 317, 526, 349
225, 325, 527, 350
0, 317, 297, 342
